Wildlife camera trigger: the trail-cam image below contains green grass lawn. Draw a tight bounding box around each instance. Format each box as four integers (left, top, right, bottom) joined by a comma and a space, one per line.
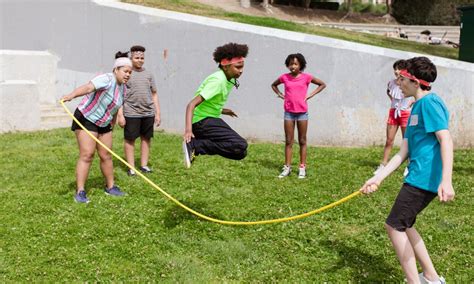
0, 128, 472, 282
122, 0, 459, 60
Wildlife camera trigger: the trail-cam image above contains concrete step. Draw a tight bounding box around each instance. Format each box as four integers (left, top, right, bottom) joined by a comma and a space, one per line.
39, 104, 71, 130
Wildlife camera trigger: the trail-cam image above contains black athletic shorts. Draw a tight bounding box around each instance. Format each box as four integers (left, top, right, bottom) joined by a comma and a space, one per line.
386, 183, 437, 232
71, 109, 112, 134
124, 116, 155, 141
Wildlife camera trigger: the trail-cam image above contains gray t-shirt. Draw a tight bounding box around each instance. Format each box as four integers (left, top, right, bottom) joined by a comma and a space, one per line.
123, 68, 157, 117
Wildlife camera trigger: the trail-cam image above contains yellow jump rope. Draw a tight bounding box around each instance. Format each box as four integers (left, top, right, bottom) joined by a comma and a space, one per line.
61, 100, 362, 225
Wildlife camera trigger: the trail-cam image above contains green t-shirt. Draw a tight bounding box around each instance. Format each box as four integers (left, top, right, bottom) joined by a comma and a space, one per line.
192, 69, 236, 123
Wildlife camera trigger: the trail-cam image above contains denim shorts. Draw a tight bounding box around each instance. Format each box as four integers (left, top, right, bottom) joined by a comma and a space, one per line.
284, 111, 308, 121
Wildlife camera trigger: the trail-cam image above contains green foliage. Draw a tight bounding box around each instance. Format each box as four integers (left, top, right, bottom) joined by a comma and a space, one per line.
391, 0, 474, 25
1, 129, 473, 281
123, 0, 458, 60
339, 0, 388, 15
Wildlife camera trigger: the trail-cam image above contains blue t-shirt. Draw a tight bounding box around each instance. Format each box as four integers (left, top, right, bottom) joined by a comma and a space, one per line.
404, 93, 449, 193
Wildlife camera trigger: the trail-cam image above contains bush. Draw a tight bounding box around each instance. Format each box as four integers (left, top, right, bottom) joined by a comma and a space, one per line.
391, 0, 472, 25
272, 0, 339, 10
310, 1, 340, 11
339, 0, 388, 15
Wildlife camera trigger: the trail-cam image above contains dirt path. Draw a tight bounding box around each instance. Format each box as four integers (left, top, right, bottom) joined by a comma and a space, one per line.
194, 0, 395, 24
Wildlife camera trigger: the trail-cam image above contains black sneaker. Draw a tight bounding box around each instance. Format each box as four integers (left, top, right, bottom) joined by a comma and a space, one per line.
139, 166, 152, 173
182, 141, 195, 169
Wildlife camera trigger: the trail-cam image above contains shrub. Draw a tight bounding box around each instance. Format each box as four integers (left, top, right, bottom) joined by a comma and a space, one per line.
391, 0, 472, 25
339, 0, 388, 15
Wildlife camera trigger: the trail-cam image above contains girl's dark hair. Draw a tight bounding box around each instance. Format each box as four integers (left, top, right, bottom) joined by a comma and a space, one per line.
213, 43, 249, 67
115, 51, 129, 59
393, 59, 407, 70
285, 53, 307, 71
406, 56, 437, 91
130, 45, 146, 53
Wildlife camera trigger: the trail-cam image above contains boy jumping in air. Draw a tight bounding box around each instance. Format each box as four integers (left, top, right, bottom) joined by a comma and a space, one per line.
182, 43, 249, 168
362, 57, 454, 284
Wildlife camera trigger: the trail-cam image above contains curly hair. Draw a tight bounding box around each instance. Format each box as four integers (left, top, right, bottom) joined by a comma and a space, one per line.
115, 51, 129, 59
393, 59, 407, 70
285, 53, 307, 71
406, 56, 437, 91
213, 43, 249, 66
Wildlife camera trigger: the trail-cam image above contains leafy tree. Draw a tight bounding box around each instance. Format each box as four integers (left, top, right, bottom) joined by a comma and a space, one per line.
392, 0, 473, 25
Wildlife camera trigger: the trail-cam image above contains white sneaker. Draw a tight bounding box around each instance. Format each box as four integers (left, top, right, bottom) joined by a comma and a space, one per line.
403, 167, 409, 177
419, 272, 446, 284
374, 164, 385, 175
278, 165, 291, 178
298, 167, 306, 179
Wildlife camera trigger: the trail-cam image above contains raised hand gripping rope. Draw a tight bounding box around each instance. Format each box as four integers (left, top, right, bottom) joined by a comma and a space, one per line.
61, 100, 361, 225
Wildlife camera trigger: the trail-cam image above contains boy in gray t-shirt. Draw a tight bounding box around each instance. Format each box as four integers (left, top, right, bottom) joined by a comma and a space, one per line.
118, 45, 160, 176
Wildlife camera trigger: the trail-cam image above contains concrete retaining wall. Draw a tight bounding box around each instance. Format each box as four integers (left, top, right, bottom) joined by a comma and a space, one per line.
0, 80, 40, 132
1, 0, 472, 147
0, 50, 58, 104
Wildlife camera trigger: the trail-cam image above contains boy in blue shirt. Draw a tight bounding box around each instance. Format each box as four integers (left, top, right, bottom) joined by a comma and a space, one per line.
361, 57, 454, 284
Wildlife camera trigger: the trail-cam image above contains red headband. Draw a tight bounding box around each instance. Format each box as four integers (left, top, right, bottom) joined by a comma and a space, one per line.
399, 69, 431, 87
220, 57, 244, 66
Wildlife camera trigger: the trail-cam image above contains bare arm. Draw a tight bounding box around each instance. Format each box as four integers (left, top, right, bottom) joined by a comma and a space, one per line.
435, 129, 455, 202
361, 139, 409, 194
117, 107, 126, 128
61, 82, 95, 102
222, 108, 238, 118
305, 77, 327, 101
271, 79, 284, 99
184, 95, 204, 143
151, 90, 161, 126
386, 89, 393, 101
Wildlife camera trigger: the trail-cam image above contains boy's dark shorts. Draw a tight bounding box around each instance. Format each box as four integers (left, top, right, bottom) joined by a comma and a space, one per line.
386, 183, 437, 232
124, 116, 155, 141
71, 109, 112, 134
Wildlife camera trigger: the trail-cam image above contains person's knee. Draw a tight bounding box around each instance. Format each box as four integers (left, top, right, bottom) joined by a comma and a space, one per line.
79, 151, 95, 163
232, 139, 248, 159
234, 149, 247, 160
385, 138, 395, 147
298, 137, 307, 146
98, 151, 112, 162
285, 138, 294, 146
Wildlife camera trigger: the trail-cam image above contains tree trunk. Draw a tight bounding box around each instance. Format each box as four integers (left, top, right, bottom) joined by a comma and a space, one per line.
347, 0, 353, 13
240, 0, 250, 8
340, 0, 353, 21
386, 0, 392, 14
303, 0, 311, 9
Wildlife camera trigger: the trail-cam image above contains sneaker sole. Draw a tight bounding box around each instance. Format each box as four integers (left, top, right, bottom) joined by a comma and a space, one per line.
278, 173, 291, 178
74, 197, 90, 204
104, 191, 125, 197
182, 141, 191, 169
